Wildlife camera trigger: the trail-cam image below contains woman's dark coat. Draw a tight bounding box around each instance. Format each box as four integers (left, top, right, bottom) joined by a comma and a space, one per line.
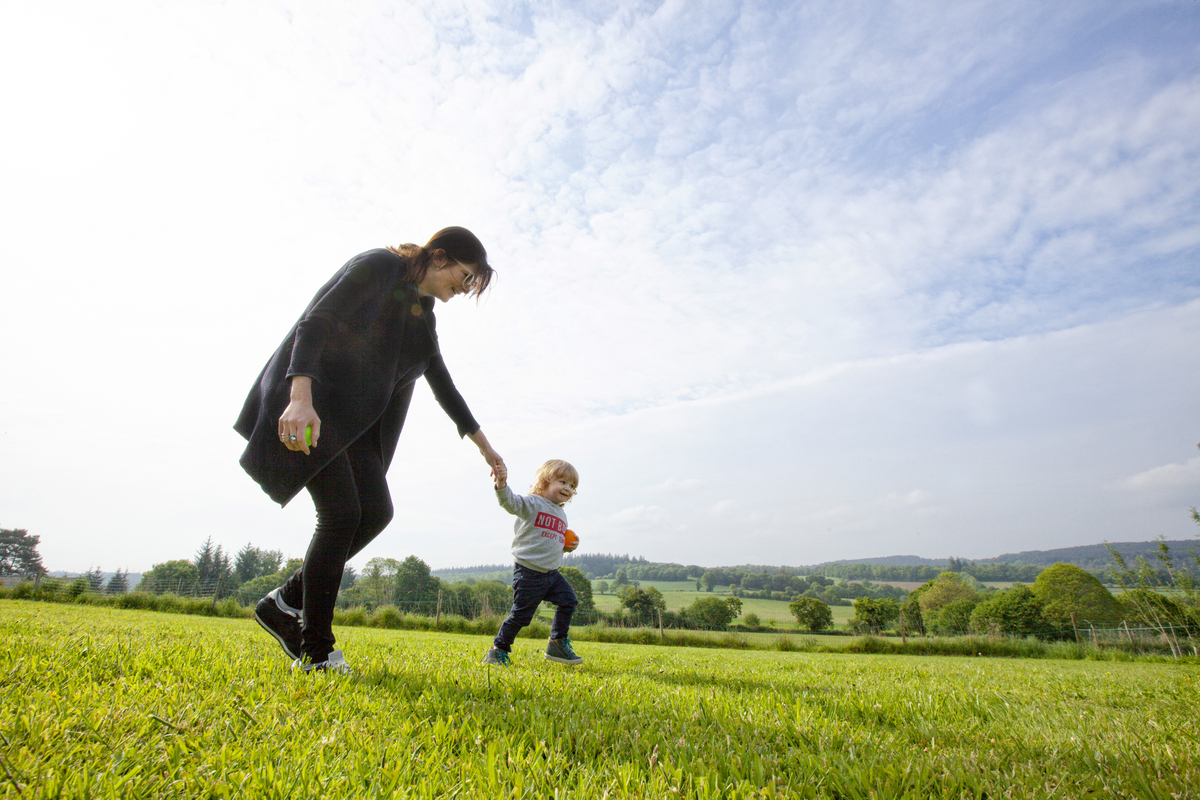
234, 248, 478, 506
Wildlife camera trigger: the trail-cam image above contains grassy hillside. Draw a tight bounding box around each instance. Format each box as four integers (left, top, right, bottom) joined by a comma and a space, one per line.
2, 600, 1197, 798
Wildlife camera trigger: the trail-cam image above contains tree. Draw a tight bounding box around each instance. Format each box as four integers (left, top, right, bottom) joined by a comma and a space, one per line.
917, 573, 978, 618
340, 564, 358, 592
1032, 562, 1122, 632
1118, 589, 1184, 629
234, 543, 284, 585
1106, 531, 1199, 658
901, 584, 928, 636
596, 580, 610, 595
619, 586, 663, 621
343, 557, 400, 605
684, 596, 741, 628
613, 569, 629, 588
85, 567, 105, 592
105, 569, 129, 595
0, 529, 46, 577
560, 567, 595, 613
701, 570, 719, 592
849, 597, 900, 633
393, 555, 441, 611
137, 560, 200, 594
929, 598, 976, 635
194, 537, 232, 590
789, 597, 833, 631
969, 585, 1047, 637
644, 586, 667, 614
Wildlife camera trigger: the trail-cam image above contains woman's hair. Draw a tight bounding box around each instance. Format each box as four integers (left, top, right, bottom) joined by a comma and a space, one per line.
531, 459, 579, 497
388, 226, 495, 299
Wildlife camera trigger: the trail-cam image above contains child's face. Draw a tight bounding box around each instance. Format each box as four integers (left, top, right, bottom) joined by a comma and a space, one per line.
538, 476, 577, 506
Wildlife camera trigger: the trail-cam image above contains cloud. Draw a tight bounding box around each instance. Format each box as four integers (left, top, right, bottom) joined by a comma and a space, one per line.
647, 478, 704, 494
1120, 458, 1200, 504
0, 1, 1197, 573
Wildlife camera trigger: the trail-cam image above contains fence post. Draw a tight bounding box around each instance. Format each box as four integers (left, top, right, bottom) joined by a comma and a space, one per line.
436, 589, 442, 625
658, 608, 664, 640
1070, 612, 1080, 643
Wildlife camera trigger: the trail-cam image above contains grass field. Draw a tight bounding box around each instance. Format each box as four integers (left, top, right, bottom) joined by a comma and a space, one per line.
2, 601, 1198, 798
591, 584, 855, 628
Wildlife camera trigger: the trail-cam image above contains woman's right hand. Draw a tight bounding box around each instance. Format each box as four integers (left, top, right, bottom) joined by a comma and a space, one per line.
279, 376, 321, 455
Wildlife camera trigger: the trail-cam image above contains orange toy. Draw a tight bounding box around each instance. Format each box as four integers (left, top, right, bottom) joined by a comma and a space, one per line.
563, 529, 579, 553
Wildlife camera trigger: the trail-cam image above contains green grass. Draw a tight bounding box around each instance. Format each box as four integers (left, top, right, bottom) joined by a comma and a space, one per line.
592, 584, 855, 628
2, 601, 1198, 798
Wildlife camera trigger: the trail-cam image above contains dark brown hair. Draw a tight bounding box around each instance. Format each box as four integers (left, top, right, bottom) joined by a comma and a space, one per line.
388, 226, 495, 299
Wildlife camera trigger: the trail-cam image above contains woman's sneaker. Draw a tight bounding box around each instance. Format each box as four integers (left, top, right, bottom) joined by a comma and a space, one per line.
544, 637, 583, 665
292, 649, 351, 674
254, 588, 302, 660
481, 647, 511, 666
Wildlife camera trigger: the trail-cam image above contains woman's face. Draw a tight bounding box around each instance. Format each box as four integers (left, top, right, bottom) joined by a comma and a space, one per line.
417, 258, 478, 302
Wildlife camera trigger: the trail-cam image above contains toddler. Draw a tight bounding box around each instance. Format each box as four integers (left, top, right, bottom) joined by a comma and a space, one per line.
482, 459, 582, 666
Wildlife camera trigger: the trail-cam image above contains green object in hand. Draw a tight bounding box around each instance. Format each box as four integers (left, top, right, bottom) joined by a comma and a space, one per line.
305, 426, 313, 447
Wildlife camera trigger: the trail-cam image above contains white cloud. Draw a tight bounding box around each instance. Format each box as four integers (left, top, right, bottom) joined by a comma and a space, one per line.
1121, 458, 1200, 504
1, 1, 1197, 572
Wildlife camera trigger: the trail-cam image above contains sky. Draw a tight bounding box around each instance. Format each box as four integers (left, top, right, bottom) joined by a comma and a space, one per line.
2, 0, 1198, 575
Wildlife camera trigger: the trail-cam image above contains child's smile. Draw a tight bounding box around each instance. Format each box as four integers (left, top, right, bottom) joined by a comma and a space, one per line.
542, 478, 576, 505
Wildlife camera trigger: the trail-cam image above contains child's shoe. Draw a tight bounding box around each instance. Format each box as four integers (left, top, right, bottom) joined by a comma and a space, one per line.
481, 647, 511, 666
544, 637, 583, 665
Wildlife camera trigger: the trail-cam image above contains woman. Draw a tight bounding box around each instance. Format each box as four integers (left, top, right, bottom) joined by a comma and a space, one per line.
235, 226, 504, 672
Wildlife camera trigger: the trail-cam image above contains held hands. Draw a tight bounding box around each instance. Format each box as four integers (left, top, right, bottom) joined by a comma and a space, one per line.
467, 429, 505, 489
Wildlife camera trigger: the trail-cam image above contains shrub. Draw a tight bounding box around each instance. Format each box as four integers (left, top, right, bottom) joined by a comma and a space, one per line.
337, 607, 369, 627
372, 606, 404, 629
789, 597, 834, 631
927, 598, 978, 636
970, 585, 1048, 637
850, 598, 900, 633
116, 592, 154, 611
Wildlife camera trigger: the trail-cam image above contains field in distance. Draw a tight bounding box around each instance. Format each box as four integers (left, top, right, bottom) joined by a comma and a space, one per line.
2, 600, 1196, 798
590, 580, 855, 627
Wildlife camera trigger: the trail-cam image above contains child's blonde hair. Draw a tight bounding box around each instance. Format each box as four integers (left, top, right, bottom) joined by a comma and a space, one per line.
531, 459, 579, 498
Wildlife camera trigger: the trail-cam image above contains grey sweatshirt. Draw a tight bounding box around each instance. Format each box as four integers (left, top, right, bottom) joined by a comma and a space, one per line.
496, 485, 569, 572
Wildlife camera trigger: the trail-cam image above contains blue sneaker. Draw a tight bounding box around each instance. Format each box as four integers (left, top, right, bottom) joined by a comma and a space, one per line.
482, 647, 511, 666
545, 637, 582, 665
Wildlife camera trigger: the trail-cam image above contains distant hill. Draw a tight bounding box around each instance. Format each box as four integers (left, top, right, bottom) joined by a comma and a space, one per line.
432, 538, 1197, 582
973, 539, 1197, 572
812, 555, 942, 567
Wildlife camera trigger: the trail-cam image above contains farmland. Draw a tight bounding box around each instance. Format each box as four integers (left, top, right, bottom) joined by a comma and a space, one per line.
591, 581, 855, 628
2, 600, 1198, 798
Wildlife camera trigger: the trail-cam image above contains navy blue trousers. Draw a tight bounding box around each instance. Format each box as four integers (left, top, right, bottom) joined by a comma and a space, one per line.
493, 563, 577, 651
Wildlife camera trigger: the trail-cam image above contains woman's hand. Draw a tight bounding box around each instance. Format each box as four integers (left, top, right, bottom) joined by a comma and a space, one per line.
279, 376, 321, 455
467, 429, 505, 483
